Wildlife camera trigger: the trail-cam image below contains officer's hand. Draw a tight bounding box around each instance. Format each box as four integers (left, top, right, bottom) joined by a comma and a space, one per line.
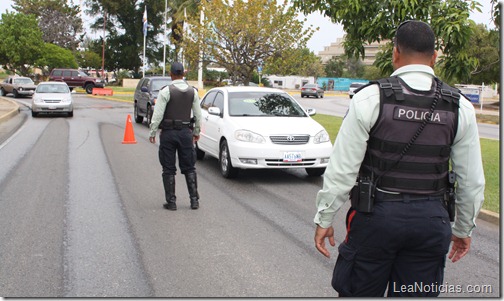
448, 235, 471, 263
315, 225, 336, 258
149, 136, 156, 144
193, 135, 200, 143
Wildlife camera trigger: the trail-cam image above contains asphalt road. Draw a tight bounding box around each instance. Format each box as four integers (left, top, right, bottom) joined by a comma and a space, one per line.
0, 94, 499, 297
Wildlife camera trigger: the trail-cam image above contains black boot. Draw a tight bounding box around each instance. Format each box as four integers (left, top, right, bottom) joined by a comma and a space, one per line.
162, 174, 177, 210
185, 172, 199, 209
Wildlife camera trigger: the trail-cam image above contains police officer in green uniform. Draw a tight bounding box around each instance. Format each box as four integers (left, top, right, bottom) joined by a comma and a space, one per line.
313, 21, 485, 296
149, 62, 202, 210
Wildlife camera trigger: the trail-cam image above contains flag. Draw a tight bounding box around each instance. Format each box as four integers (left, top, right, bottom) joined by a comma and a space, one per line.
143, 7, 148, 36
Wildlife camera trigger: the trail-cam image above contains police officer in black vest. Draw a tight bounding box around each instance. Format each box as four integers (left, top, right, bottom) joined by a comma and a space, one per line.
149, 62, 202, 210
313, 21, 485, 296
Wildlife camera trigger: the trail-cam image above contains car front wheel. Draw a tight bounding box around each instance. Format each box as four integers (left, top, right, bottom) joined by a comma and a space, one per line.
85, 84, 94, 94
306, 167, 325, 177
0, 88, 5, 96
219, 140, 238, 178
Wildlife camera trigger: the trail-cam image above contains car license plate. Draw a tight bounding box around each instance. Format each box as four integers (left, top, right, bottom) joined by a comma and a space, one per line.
283, 152, 302, 162
48, 106, 57, 110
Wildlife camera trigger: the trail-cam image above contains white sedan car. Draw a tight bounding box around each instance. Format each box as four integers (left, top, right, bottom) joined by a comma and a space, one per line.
31, 82, 73, 117
196, 86, 333, 178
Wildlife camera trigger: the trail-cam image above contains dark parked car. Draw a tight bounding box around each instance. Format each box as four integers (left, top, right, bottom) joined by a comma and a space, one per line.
48, 68, 104, 94
133, 76, 172, 125
301, 83, 324, 98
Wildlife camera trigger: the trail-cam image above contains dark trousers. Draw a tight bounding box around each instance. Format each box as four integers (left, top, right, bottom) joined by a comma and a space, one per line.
332, 197, 452, 297
158, 128, 196, 176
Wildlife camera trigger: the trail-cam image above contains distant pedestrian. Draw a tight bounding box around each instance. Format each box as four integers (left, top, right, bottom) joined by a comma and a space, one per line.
149, 62, 202, 210
313, 20, 485, 297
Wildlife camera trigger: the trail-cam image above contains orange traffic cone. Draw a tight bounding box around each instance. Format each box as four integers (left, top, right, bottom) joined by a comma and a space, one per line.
122, 114, 137, 144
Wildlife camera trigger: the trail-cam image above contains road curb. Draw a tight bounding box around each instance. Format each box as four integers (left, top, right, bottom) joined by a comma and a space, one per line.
0, 97, 20, 123
478, 209, 499, 225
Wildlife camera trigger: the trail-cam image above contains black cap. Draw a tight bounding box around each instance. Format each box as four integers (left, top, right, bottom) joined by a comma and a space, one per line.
170, 62, 184, 75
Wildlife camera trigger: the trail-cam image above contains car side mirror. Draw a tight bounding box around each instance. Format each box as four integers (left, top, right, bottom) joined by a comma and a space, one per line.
208, 107, 221, 116
306, 108, 316, 116
141, 87, 149, 92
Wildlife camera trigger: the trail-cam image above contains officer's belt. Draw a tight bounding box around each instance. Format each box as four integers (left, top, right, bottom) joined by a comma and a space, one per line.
160, 119, 191, 130
375, 190, 444, 202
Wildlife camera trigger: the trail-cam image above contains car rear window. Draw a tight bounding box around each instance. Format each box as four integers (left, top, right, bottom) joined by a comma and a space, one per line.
350, 83, 365, 88
228, 92, 306, 117
151, 79, 172, 91
303, 84, 316, 88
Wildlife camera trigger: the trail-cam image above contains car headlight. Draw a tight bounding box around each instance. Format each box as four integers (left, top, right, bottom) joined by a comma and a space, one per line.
95, 79, 102, 83
62, 97, 72, 103
235, 130, 265, 143
19, 87, 23, 91
314, 130, 330, 144
33, 97, 44, 104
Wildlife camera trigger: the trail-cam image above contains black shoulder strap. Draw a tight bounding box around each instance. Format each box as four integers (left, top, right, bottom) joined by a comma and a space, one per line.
373, 77, 405, 102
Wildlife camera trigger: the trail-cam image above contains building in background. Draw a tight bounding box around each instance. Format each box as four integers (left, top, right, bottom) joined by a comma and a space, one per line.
317, 36, 388, 65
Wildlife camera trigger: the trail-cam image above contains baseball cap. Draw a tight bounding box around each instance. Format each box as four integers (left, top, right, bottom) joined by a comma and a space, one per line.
170, 62, 184, 75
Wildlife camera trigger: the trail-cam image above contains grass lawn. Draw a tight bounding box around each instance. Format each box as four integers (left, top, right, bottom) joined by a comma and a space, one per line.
312, 114, 499, 213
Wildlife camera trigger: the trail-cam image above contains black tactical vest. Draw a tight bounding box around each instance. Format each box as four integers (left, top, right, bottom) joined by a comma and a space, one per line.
160, 84, 194, 129
359, 76, 460, 195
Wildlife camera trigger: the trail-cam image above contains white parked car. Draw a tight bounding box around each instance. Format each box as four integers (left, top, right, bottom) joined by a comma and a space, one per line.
31, 82, 73, 117
196, 86, 333, 178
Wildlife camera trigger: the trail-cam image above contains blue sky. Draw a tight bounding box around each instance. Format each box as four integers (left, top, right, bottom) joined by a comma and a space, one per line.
0, 0, 496, 53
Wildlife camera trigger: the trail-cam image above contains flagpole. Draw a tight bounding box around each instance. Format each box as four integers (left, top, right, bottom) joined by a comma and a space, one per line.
197, 8, 204, 89
143, 34, 146, 78
162, 0, 167, 76
143, 6, 147, 78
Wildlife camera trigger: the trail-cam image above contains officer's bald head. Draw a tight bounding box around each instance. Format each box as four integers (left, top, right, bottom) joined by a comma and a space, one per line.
394, 20, 435, 57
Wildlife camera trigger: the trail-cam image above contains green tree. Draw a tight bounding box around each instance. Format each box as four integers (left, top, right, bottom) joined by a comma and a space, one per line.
0, 12, 44, 76
292, 0, 482, 83
184, 0, 316, 85
363, 65, 387, 80
76, 50, 102, 71
324, 56, 345, 77
167, 0, 200, 61
264, 48, 324, 78
84, 0, 167, 74
13, 0, 83, 51
36, 43, 78, 76
467, 23, 499, 85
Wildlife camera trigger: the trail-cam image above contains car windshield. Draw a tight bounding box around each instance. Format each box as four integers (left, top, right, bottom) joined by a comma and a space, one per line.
350, 83, 364, 88
151, 79, 171, 91
228, 91, 307, 117
36, 84, 70, 93
78, 71, 89, 77
303, 84, 316, 88
13, 78, 34, 84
